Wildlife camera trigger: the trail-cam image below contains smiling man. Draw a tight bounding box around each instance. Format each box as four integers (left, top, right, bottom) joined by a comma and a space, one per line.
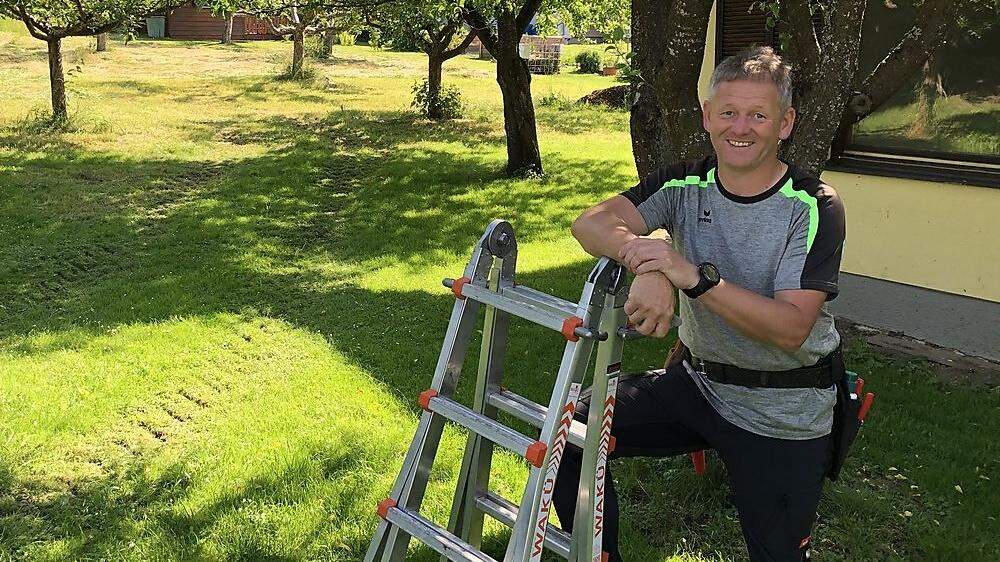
552, 47, 847, 561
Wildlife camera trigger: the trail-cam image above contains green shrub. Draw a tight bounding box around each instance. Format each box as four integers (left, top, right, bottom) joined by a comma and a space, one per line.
305, 36, 326, 58
575, 50, 601, 74
411, 79, 464, 120
538, 91, 571, 109
336, 31, 355, 46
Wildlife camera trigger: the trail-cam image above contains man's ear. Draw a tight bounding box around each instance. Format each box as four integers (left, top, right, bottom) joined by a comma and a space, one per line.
779, 107, 796, 140
702, 100, 711, 132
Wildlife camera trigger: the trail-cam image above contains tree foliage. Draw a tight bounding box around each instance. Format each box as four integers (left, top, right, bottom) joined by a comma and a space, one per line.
364, 0, 474, 118
0, 0, 168, 39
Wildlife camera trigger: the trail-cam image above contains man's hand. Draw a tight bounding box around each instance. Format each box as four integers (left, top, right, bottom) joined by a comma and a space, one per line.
619, 237, 700, 290
624, 272, 676, 338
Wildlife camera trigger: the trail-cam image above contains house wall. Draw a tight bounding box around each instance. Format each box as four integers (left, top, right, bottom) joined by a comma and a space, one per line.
697, 1, 999, 303
822, 173, 999, 301
166, 3, 276, 41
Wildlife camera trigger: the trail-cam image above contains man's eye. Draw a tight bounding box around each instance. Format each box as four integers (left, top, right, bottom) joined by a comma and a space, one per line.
721, 111, 734, 117
755, 113, 767, 120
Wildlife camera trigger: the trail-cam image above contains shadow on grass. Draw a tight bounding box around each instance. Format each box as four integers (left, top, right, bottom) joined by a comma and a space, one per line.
535, 103, 630, 136
0, 107, 622, 338
1, 439, 395, 560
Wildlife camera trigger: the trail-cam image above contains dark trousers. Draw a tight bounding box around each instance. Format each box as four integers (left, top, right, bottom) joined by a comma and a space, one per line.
552, 362, 832, 562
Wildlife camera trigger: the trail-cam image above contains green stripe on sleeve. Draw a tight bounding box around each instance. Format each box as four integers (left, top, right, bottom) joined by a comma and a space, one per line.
778, 178, 819, 251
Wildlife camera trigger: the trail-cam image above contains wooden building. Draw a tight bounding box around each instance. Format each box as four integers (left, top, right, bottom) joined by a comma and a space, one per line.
165, 3, 278, 41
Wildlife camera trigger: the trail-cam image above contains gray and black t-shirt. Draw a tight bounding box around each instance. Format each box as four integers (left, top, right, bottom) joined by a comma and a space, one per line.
621, 156, 846, 440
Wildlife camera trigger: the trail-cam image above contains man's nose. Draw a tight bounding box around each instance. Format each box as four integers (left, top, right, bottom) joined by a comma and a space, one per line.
730, 115, 751, 135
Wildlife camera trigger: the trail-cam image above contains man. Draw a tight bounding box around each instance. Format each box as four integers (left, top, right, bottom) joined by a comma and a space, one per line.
553, 47, 846, 562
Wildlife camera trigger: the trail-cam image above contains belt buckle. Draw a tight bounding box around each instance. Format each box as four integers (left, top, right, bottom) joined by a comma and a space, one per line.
691, 357, 707, 376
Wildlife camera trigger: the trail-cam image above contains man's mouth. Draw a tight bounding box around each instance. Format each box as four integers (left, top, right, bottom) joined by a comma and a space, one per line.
727, 139, 754, 148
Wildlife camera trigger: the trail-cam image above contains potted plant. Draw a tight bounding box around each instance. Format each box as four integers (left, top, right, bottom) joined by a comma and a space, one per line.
601, 55, 617, 76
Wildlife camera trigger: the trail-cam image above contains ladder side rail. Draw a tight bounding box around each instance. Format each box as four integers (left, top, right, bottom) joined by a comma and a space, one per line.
367, 243, 493, 562
505, 259, 620, 562
503, 330, 596, 562
572, 288, 628, 562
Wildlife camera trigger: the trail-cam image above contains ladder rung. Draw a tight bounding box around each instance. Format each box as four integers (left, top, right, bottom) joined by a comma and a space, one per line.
502, 285, 577, 318
475, 490, 571, 559
457, 283, 582, 339
487, 389, 588, 451
423, 392, 546, 467
382, 502, 498, 562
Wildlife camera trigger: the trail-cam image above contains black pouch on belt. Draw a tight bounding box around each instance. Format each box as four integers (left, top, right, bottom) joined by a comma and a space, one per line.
828, 344, 862, 481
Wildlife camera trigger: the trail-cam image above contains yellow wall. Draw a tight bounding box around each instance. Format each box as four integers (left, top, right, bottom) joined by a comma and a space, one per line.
698, 5, 999, 302
821, 172, 999, 301
698, 3, 717, 104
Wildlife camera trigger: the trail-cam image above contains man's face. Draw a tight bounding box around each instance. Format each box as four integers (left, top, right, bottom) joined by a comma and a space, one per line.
702, 79, 795, 173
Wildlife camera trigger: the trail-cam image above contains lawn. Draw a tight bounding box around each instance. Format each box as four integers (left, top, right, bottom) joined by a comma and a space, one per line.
1, 27, 999, 561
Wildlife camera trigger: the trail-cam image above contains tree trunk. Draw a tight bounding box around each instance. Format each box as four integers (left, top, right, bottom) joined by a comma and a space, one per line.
96, 33, 107, 52
461, 7, 543, 176
908, 52, 942, 138
427, 52, 444, 119
47, 37, 67, 120
496, 49, 542, 176
291, 27, 305, 77
630, 0, 712, 178
783, 0, 867, 175
222, 13, 234, 44
630, 84, 666, 179
321, 28, 336, 58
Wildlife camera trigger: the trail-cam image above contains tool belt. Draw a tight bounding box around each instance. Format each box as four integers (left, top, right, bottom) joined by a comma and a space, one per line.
666, 339, 839, 389
687, 353, 837, 389
664, 338, 868, 481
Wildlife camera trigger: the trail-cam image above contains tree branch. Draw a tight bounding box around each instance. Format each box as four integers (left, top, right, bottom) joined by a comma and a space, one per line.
361, 11, 390, 34
461, 7, 497, 54
15, 6, 52, 40
443, 29, 476, 60
514, 0, 543, 36
433, 21, 450, 45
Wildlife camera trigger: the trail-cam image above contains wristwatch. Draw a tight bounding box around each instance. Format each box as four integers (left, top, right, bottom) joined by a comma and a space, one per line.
682, 262, 721, 299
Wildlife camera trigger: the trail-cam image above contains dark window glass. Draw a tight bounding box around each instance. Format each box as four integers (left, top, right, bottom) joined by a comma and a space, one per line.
850, 0, 1000, 163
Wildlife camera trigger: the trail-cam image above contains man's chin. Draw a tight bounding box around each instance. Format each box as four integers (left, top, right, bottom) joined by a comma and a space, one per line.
717, 154, 763, 172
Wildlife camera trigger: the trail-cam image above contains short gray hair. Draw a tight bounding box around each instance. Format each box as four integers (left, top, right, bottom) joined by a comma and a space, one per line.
710, 46, 793, 111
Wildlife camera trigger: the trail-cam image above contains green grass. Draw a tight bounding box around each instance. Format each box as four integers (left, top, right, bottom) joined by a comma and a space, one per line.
1, 30, 998, 561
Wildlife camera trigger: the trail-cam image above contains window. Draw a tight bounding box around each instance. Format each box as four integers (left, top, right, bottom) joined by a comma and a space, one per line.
838, 0, 999, 186
716, 0, 1000, 187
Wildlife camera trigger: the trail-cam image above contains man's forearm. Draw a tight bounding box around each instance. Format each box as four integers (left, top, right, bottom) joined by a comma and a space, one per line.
698, 280, 814, 352
571, 210, 638, 259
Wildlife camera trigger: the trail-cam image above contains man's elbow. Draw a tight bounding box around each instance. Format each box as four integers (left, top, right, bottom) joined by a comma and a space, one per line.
776, 325, 812, 353
571, 214, 595, 252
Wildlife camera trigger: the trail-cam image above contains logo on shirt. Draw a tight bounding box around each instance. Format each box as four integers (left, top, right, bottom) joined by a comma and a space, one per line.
698, 209, 712, 224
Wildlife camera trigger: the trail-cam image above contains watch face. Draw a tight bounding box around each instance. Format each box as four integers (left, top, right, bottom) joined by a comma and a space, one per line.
701, 263, 720, 283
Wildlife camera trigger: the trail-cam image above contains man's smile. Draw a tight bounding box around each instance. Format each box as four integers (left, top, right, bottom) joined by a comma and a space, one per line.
727, 139, 755, 148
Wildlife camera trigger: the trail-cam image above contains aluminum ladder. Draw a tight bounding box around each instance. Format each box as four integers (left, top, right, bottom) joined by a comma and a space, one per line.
365, 220, 651, 562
